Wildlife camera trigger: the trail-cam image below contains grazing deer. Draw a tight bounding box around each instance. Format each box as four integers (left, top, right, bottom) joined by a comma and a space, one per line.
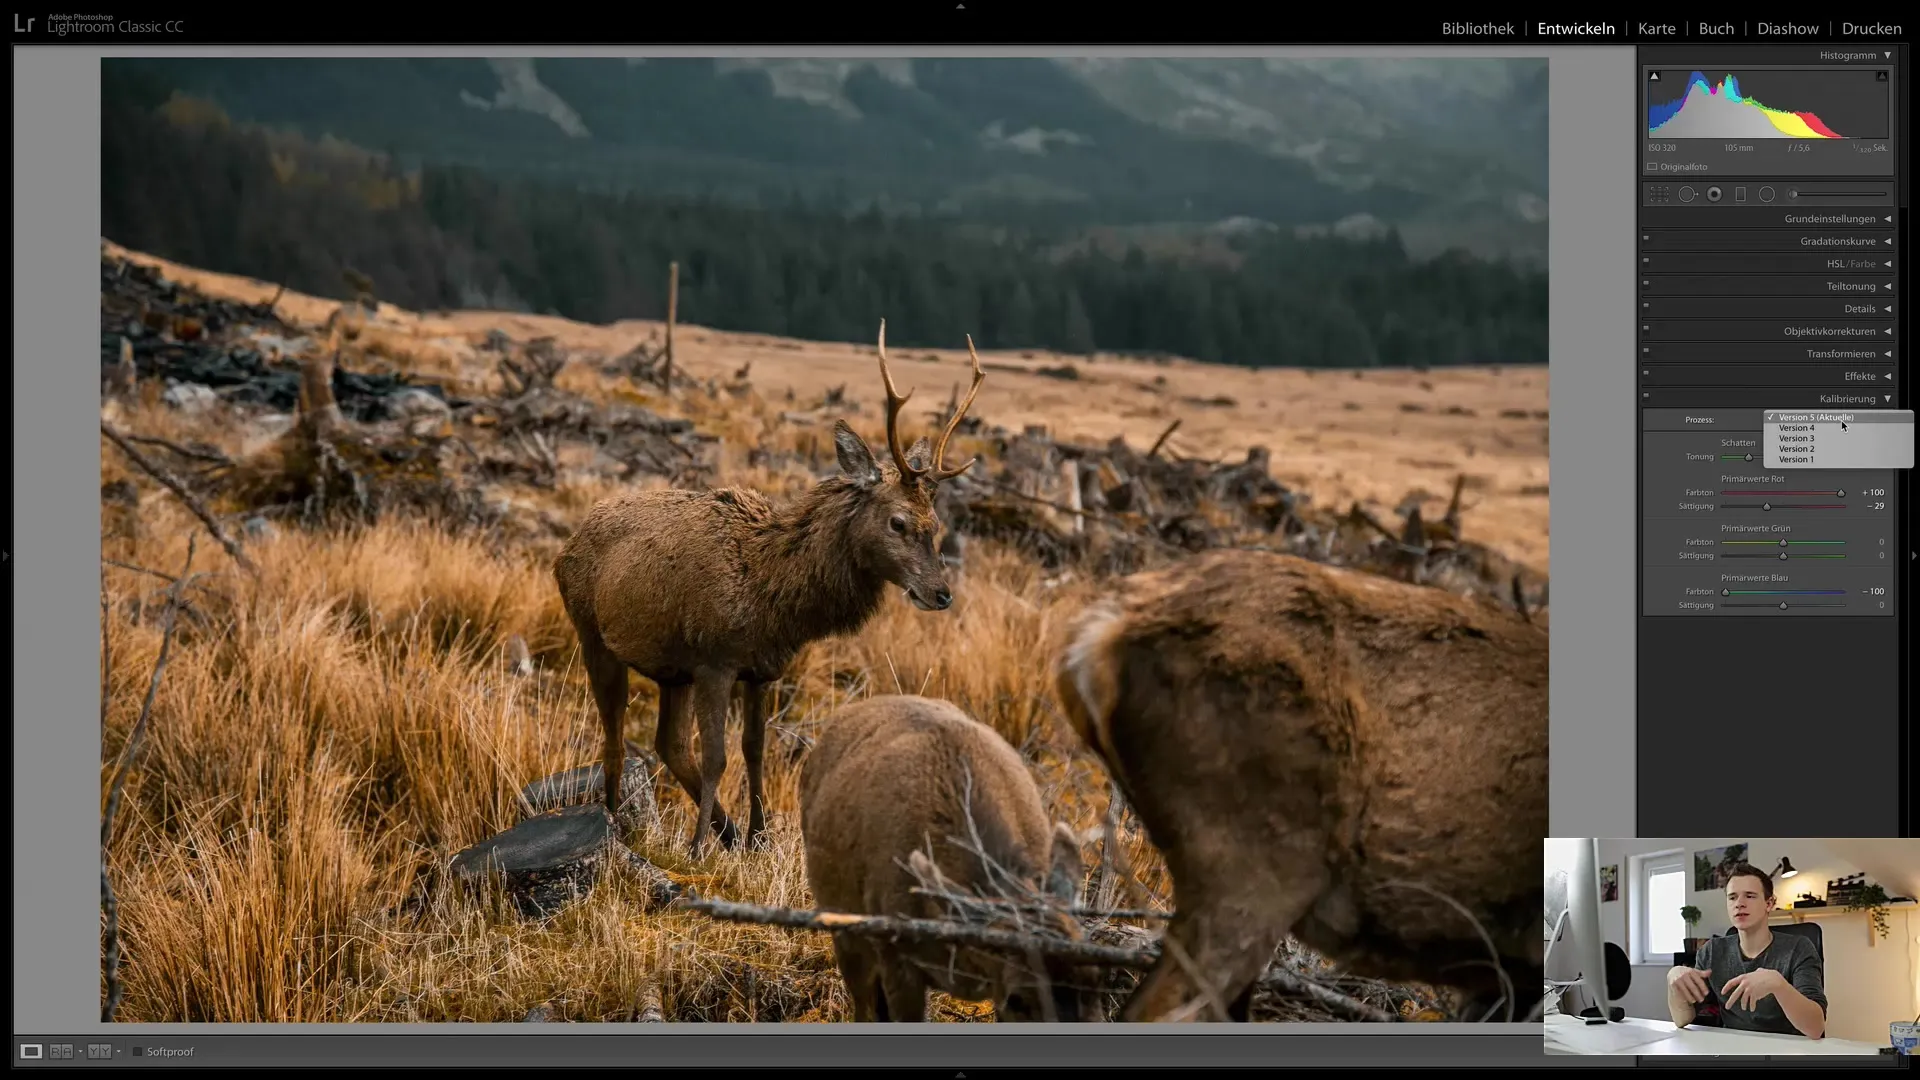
800, 693, 1109, 1022
1053, 548, 1548, 1022
553, 321, 986, 858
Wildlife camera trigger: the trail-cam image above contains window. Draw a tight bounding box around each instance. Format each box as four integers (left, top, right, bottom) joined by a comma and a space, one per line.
1634, 851, 1688, 967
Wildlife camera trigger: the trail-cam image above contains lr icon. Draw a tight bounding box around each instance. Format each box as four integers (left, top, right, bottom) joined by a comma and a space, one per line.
14, 13, 35, 31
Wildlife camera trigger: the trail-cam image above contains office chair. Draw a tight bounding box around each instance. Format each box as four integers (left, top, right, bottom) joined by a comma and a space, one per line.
1728, 920, 1823, 961
1768, 921, 1823, 961
1574, 942, 1632, 1022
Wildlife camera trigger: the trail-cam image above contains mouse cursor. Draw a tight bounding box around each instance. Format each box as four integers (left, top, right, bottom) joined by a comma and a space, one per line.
1840, 421, 1850, 432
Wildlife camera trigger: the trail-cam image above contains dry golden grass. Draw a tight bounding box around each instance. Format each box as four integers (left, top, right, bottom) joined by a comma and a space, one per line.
98, 243, 1543, 1023
98, 392, 1158, 1023
103, 494, 1140, 1022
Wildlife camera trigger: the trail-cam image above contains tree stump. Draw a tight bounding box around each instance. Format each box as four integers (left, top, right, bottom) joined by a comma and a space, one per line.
449, 804, 617, 920
519, 756, 656, 833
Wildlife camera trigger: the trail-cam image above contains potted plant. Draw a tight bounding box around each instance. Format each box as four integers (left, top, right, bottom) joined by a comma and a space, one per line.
1680, 905, 1704, 954
1843, 883, 1892, 940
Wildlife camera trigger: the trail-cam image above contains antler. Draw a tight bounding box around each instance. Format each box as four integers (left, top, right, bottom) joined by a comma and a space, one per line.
930, 334, 986, 481
875, 319, 923, 481
874, 319, 987, 484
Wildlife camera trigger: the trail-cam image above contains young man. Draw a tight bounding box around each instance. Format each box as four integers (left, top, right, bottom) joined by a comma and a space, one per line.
1665, 863, 1827, 1039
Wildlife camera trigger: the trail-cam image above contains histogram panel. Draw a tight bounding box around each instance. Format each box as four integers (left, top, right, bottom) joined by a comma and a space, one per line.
1647, 68, 1890, 140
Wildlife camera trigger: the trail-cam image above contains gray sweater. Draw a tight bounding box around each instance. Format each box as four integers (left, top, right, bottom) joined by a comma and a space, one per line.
1690, 931, 1827, 1036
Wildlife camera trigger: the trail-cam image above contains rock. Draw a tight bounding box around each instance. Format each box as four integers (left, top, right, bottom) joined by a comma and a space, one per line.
386, 387, 454, 438
162, 381, 218, 414
939, 530, 966, 569
503, 634, 533, 678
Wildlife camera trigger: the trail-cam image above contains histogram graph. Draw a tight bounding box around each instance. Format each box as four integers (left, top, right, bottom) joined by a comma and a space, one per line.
1646, 68, 1891, 140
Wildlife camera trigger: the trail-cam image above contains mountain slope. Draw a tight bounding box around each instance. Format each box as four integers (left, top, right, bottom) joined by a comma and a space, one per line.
1053, 58, 1549, 251
104, 56, 1547, 261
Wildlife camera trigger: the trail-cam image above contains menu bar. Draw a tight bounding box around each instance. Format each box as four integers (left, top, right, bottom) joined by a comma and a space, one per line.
6, 14, 1913, 45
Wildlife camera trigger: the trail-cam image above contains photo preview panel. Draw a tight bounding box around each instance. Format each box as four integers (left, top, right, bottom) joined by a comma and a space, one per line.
78, 51, 1553, 1046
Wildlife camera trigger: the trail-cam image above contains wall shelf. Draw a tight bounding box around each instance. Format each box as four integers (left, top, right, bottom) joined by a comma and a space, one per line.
1772, 900, 1917, 948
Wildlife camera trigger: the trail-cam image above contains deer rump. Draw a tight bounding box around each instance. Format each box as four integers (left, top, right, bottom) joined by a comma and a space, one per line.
798, 695, 1102, 1022
1057, 548, 1548, 1021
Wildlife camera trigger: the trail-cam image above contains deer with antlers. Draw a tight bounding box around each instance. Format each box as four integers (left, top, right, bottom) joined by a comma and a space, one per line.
553, 320, 986, 858
1053, 548, 1548, 1022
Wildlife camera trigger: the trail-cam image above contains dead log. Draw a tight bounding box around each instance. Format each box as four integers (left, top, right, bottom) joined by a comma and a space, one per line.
450, 804, 613, 919
519, 755, 657, 830
449, 803, 681, 918
106, 337, 137, 395
499, 337, 568, 398
633, 980, 665, 1023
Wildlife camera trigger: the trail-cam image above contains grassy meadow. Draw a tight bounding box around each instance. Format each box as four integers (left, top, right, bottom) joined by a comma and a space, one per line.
98, 245, 1548, 1023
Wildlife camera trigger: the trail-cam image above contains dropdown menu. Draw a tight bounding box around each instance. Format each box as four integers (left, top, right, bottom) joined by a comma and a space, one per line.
1763, 409, 1915, 469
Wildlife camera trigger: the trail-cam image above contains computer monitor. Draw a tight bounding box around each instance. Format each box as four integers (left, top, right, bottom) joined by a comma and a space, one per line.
1566, 837, 1616, 1024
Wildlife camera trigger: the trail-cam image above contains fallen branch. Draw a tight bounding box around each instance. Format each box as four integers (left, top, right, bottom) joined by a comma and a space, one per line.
908, 890, 1172, 922
684, 896, 1144, 967
1254, 966, 1406, 1023
124, 433, 231, 467
102, 533, 197, 1022
681, 895, 1398, 1022
101, 422, 256, 575
102, 558, 183, 585
1146, 418, 1182, 459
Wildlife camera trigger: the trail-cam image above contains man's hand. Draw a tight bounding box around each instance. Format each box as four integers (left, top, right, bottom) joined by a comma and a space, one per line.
1668, 966, 1713, 1003
1722, 969, 1787, 1010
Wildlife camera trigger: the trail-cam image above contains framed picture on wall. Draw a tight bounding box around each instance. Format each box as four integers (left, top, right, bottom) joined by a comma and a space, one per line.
1693, 843, 1749, 892
1600, 864, 1619, 902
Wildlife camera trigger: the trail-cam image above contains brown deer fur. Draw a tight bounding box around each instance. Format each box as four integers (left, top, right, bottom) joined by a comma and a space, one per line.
1053, 548, 1547, 1022
800, 694, 1108, 1022
553, 321, 985, 857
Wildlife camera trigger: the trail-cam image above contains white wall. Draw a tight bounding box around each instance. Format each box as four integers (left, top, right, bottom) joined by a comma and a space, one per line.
1584, 838, 1919, 1045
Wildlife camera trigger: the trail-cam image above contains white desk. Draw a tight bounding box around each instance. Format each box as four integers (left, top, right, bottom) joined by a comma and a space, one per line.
1543, 1013, 1889, 1056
